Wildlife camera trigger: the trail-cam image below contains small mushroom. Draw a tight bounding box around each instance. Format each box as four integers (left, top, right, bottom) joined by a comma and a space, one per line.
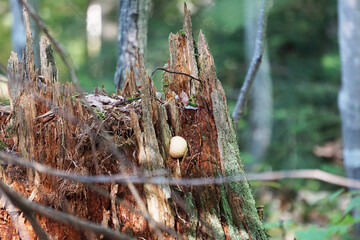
169, 136, 188, 158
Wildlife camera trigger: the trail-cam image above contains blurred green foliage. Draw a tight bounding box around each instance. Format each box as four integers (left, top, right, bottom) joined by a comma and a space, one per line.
265, 0, 340, 174
294, 190, 360, 240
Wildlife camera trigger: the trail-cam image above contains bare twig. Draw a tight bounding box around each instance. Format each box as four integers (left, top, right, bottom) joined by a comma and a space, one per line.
21, 208, 51, 240
0, 180, 134, 240
17, 0, 79, 87
150, 67, 201, 82
1, 152, 360, 189
232, 0, 270, 125
114, 97, 141, 106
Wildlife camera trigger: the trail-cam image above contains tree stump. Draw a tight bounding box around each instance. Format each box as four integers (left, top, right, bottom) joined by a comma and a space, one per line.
1, 4, 267, 240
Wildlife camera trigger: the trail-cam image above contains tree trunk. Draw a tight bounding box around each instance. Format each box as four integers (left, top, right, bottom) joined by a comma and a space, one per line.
9, 0, 26, 59
338, 0, 360, 237
9, 0, 40, 67
29, 0, 40, 68
2, 4, 267, 239
245, 0, 273, 167
114, 0, 149, 89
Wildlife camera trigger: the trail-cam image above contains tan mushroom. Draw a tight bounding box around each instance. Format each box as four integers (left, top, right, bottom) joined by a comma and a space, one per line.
169, 136, 188, 158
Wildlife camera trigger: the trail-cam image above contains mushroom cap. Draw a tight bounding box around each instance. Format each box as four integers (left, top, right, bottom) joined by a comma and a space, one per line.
169, 136, 188, 158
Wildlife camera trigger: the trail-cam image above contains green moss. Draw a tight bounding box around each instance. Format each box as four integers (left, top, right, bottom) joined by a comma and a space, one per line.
97, 112, 105, 120
193, 39, 199, 59
184, 192, 197, 240
0, 139, 6, 150
92, 107, 105, 121
212, 90, 268, 239
184, 192, 195, 209
179, 29, 186, 37
219, 186, 241, 239
188, 95, 198, 107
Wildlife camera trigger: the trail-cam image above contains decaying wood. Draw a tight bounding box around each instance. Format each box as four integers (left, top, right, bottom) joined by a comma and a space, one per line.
1, 3, 267, 239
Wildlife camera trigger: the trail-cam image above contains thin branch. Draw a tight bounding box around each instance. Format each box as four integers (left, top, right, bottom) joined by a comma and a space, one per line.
17, 0, 79, 87
1, 152, 360, 189
150, 67, 202, 82
232, 0, 270, 125
0, 180, 134, 240
114, 97, 141, 106
21, 209, 51, 240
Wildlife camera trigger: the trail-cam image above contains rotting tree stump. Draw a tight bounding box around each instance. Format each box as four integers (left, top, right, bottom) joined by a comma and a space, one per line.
0, 4, 268, 240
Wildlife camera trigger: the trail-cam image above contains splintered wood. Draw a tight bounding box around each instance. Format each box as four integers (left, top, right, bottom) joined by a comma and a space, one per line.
1, 3, 268, 240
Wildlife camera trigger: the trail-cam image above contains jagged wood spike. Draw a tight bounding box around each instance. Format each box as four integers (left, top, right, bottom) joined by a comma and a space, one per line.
40, 36, 57, 85
135, 51, 175, 238
183, 3, 199, 96
23, 0, 35, 81
7, 52, 23, 108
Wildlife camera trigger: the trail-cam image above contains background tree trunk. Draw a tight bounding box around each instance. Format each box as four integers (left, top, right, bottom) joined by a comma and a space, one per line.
338, 0, 360, 237
29, 0, 40, 68
3, 4, 267, 239
245, 0, 273, 168
9, 0, 26, 59
114, 0, 149, 89
9, 0, 40, 66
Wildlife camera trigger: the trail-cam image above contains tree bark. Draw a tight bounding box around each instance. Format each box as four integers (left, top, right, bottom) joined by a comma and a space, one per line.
245, 0, 273, 167
29, 0, 40, 68
114, 0, 149, 89
9, 0, 40, 67
9, 0, 26, 59
2, 4, 267, 239
338, 0, 360, 237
